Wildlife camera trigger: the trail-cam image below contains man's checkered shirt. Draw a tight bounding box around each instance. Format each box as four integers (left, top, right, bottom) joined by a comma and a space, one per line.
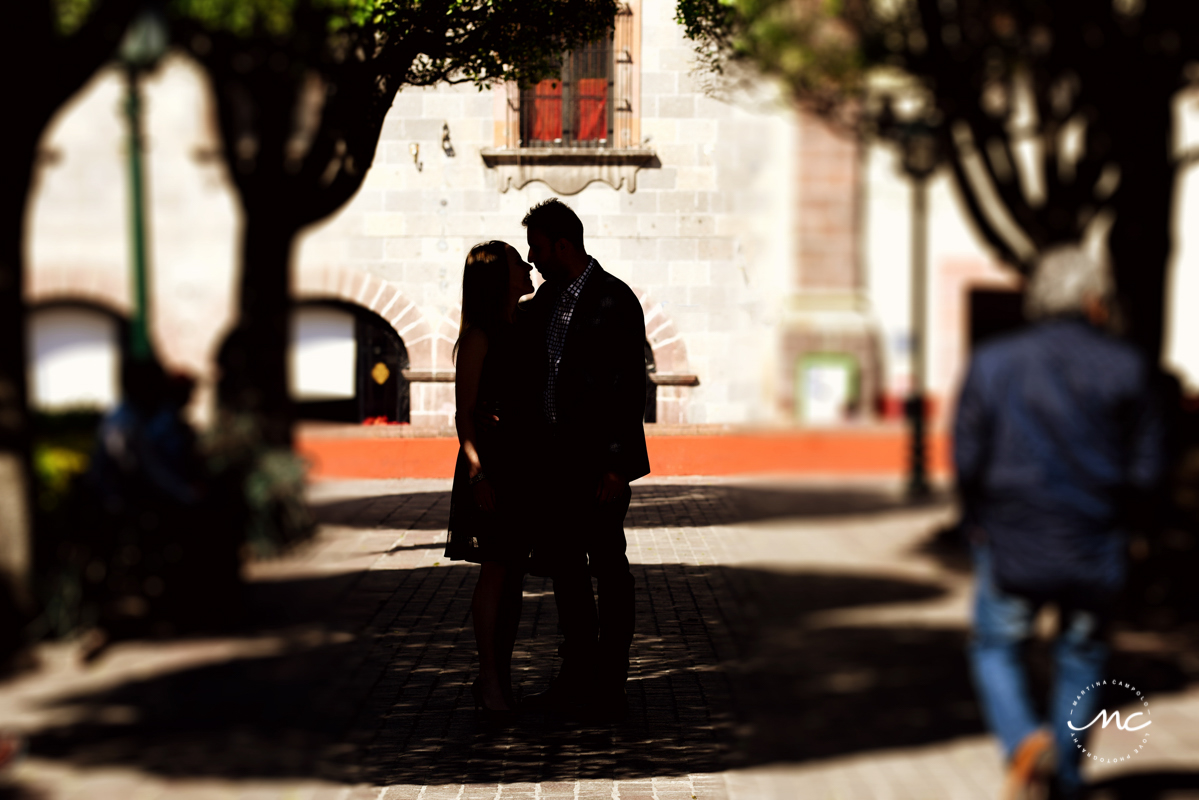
543, 258, 597, 423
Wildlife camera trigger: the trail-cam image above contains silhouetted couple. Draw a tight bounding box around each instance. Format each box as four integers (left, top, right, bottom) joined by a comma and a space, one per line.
444, 199, 650, 723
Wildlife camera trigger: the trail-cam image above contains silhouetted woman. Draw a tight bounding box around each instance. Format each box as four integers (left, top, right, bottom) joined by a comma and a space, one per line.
444, 240, 535, 718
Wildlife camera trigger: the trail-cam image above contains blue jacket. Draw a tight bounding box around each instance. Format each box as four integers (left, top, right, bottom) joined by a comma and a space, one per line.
954, 318, 1164, 593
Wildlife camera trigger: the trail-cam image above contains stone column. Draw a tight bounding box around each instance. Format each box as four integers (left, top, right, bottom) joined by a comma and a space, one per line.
781, 110, 882, 423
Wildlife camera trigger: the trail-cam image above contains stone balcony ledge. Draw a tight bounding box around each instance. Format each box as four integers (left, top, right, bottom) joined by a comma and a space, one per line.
480, 147, 658, 195
402, 368, 697, 387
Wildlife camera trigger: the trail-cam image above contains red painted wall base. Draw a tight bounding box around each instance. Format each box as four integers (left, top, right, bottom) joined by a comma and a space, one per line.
297, 429, 951, 480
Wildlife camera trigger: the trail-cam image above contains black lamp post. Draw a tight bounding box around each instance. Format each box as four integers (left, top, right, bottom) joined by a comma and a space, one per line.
118, 3, 168, 363
878, 101, 941, 499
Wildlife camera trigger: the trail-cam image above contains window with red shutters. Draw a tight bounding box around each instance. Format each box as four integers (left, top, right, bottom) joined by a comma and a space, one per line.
483, 3, 652, 193
520, 37, 613, 147
496, 3, 639, 151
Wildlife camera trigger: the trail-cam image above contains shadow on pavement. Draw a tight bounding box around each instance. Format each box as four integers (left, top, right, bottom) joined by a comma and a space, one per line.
311, 482, 950, 533
21, 556, 1192, 787
912, 520, 1199, 688
0, 786, 48, 800
1088, 770, 1199, 799
309, 490, 451, 531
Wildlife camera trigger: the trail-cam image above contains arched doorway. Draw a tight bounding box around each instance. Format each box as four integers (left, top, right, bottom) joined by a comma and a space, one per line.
969, 287, 1025, 349
637, 290, 698, 425
643, 340, 657, 423
290, 300, 411, 423
27, 302, 128, 411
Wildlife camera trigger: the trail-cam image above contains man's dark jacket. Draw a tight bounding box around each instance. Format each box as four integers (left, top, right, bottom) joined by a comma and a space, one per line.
515, 261, 650, 482
954, 318, 1164, 594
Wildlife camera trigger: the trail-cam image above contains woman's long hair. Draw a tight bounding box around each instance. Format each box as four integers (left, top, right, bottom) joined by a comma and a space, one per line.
454, 240, 510, 362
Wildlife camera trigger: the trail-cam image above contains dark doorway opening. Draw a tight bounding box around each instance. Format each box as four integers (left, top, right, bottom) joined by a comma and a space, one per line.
968, 288, 1025, 350
644, 340, 657, 424
291, 300, 410, 424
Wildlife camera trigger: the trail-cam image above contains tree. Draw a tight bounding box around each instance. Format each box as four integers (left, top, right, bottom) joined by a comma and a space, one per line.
172, 0, 618, 447
677, 0, 1199, 357
0, 0, 140, 652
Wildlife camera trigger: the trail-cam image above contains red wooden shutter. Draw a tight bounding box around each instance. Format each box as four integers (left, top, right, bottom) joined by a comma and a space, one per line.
531, 79, 562, 141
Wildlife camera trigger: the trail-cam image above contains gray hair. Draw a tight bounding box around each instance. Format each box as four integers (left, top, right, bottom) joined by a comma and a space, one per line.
1024, 246, 1113, 321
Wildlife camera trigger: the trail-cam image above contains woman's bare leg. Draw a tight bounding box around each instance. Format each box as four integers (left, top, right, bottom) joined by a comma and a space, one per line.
472, 561, 512, 710
494, 568, 524, 704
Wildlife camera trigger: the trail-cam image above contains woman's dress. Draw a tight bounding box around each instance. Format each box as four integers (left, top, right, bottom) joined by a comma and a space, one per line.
444, 324, 530, 566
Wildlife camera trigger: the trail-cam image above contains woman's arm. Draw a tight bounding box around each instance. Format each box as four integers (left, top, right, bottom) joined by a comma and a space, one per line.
455, 328, 495, 511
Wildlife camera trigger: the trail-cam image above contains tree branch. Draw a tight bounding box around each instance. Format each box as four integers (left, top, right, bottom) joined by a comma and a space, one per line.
945, 129, 1032, 272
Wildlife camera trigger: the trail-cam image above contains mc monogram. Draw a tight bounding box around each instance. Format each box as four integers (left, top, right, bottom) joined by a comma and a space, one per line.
1067, 708, 1152, 732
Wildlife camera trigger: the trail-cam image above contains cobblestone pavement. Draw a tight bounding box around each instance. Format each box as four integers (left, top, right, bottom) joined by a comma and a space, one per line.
2, 477, 1198, 799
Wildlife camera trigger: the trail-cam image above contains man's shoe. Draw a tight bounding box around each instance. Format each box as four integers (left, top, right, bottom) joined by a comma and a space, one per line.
1003, 729, 1056, 800
1046, 780, 1082, 800
575, 687, 628, 724
522, 680, 585, 713
0, 732, 25, 772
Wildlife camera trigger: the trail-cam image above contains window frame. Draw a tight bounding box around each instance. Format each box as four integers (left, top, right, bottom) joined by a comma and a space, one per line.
482, 1, 653, 193
492, 1, 640, 152
520, 38, 615, 148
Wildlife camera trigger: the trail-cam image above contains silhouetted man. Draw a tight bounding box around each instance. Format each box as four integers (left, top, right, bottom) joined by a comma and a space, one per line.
955, 247, 1164, 800
519, 198, 649, 721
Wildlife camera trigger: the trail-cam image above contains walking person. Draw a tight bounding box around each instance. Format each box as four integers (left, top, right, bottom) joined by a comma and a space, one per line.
517, 198, 650, 722
954, 247, 1165, 800
444, 240, 536, 720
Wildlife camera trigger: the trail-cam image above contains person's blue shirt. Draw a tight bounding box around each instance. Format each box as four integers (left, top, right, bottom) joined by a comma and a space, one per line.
954, 317, 1164, 594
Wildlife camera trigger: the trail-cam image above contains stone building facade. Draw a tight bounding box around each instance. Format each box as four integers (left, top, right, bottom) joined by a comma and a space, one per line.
32, 0, 1199, 432
29, 0, 809, 430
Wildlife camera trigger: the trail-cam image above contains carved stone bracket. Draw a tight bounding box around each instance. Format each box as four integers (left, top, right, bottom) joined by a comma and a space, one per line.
650, 374, 700, 386
480, 148, 658, 195
402, 369, 697, 386
401, 369, 455, 383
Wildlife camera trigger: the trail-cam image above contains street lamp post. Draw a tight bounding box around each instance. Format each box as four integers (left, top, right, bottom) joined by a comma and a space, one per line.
118, 4, 168, 363
877, 97, 941, 499
898, 121, 938, 499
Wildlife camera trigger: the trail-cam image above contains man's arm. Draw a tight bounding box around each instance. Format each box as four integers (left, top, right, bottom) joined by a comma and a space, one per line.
598, 283, 651, 492
1129, 371, 1166, 493
1121, 366, 1167, 531
954, 358, 991, 521
454, 328, 496, 511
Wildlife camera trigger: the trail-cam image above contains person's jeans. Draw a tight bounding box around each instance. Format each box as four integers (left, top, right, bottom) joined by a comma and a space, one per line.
968, 544, 1111, 794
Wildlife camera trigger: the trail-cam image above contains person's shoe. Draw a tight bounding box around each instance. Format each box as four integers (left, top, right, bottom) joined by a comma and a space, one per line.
471, 679, 518, 725
1046, 779, 1082, 800
521, 679, 586, 714
0, 732, 25, 772
1003, 729, 1056, 800
575, 687, 628, 724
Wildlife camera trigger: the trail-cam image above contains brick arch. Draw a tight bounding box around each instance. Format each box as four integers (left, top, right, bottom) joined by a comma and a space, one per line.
634, 289, 692, 376
635, 289, 695, 425
27, 265, 130, 314
439, 289, 693, 376
296, 265, 450, 372
437, 288, 696, 426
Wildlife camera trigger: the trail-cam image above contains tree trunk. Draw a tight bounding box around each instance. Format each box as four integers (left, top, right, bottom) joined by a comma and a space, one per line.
0, 137, 39, 636
1109, 90, 1176, 361
219, 212, 298, 449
